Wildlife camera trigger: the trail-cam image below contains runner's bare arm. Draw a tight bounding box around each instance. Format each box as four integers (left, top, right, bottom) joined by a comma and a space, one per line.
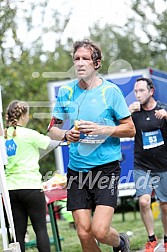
47, 116, 67, 141
47, 117, 80, 142
77, 116, 135, 138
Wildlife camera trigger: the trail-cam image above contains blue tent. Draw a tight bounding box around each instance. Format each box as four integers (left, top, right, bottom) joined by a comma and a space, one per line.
47, 67, 167, 189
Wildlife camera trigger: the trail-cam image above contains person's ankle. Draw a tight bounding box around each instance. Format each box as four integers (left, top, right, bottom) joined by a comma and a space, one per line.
148, 234, 156, 242
113, 239, 124, 251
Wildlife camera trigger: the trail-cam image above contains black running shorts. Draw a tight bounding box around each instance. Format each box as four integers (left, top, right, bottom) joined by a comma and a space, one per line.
67, 161, 120, 211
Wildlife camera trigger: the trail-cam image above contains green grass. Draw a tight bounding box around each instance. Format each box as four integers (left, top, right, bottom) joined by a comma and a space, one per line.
0, 211, 163, 252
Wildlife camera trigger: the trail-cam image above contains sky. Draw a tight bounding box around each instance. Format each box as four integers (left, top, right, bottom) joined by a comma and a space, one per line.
60, 0, 128, 43
12, 0, 129, 51
5, 0, 167, 52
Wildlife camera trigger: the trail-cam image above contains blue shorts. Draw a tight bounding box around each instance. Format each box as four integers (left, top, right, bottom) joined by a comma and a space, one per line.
133, 169, 167, 202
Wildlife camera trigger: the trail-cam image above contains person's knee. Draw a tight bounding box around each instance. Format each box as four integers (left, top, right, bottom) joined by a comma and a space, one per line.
139, 196, 151, 210
92, 225, 108, 243
77, 225, 91, 242
160, 202, 167, 213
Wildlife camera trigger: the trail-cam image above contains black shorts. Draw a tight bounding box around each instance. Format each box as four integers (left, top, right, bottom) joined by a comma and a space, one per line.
67, 161, 120, 211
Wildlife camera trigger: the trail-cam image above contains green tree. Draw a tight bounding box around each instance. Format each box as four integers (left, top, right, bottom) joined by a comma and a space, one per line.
0, 1, 72, 175
88, 0, 167, 72
127, 0, 167, 71
1, 0, 167, 176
